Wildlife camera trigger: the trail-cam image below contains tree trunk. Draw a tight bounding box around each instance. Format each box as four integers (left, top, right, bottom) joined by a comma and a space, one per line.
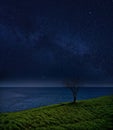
73, 96, 76, 103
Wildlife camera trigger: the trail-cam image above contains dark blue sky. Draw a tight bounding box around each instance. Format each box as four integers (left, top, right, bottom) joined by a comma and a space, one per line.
0, 0, 113, 83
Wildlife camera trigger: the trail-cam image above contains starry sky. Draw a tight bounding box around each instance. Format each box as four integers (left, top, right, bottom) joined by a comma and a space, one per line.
0, 0, 113, 83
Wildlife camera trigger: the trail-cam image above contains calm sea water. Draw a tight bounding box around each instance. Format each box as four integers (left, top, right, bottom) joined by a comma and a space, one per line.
0, 87, 113, 112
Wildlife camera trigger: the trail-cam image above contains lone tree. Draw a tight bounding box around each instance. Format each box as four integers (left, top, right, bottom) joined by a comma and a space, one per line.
65, 80, 79, 103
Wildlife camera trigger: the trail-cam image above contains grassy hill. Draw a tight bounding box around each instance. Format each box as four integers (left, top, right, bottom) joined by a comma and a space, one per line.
0, 95, 113, 130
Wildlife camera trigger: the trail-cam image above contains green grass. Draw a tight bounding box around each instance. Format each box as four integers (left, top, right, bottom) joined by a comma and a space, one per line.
0, 95, 113, 130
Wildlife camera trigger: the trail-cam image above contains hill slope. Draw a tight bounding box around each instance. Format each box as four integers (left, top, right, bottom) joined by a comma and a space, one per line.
0, 95, 113, 130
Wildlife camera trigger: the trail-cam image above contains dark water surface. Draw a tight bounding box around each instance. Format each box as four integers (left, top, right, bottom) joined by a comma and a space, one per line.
0, 87, 113, 112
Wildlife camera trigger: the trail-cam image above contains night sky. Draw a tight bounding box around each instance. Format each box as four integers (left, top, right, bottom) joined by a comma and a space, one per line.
0, 0, 113, 83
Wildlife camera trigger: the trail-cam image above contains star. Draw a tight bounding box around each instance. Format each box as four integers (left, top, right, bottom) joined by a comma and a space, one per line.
88, 11, 93, 15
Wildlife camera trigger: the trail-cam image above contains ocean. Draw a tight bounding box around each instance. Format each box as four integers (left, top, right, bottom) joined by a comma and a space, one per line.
0, 87, 113, 112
